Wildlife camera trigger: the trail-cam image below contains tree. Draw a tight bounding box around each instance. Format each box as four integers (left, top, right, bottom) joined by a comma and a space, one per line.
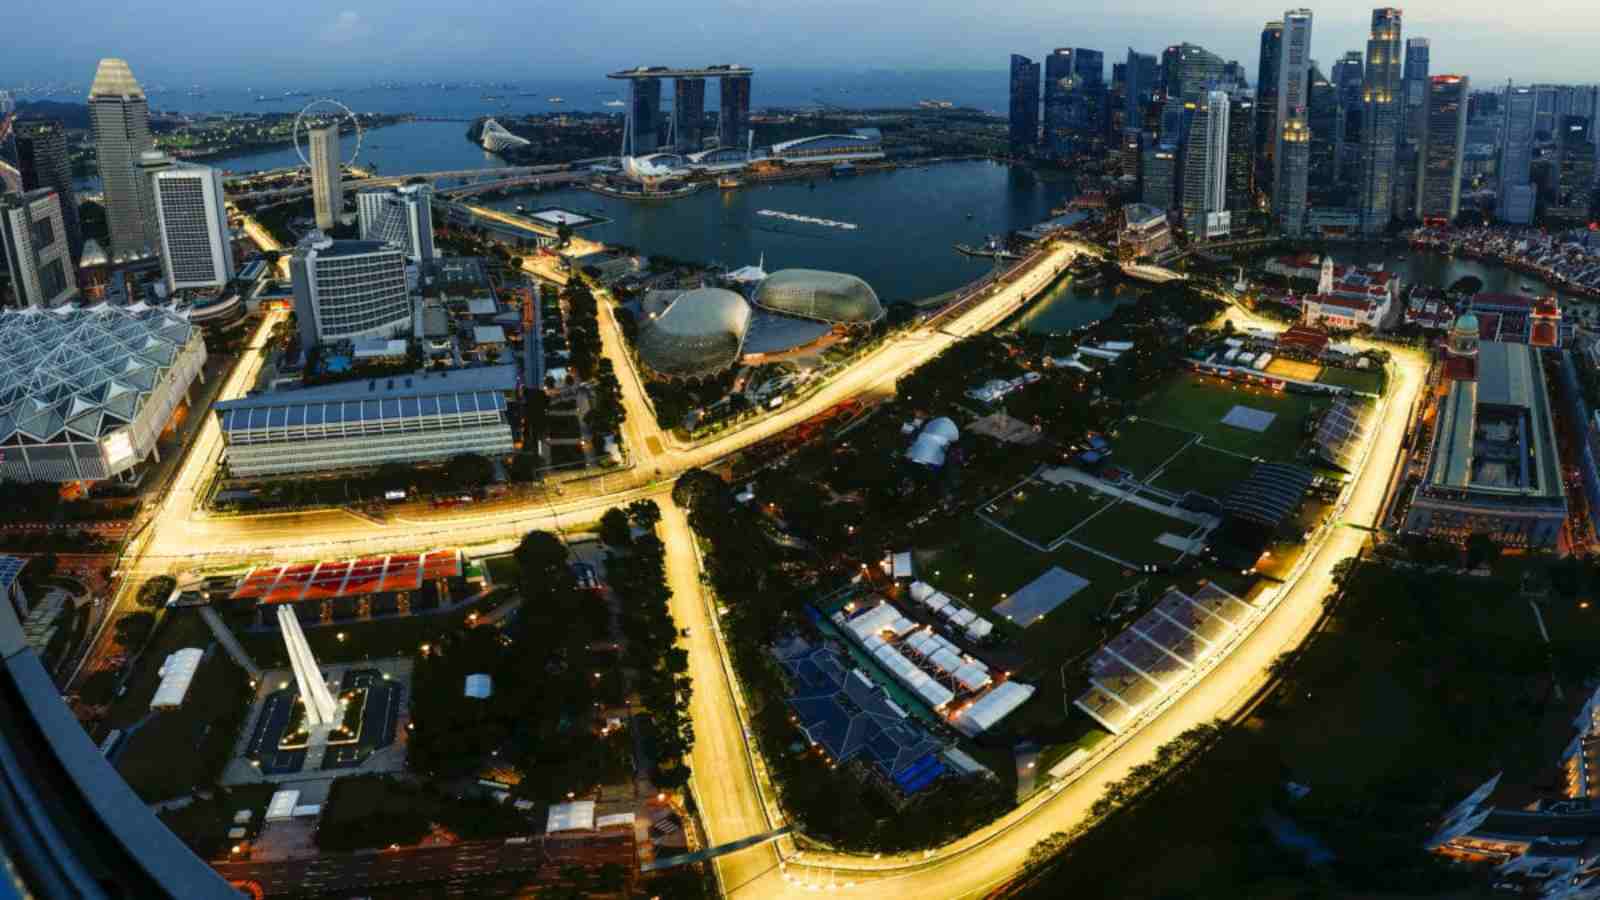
113, 612, 156, 647
1449, 275, 1484, 296
444, 453, 495, 492
136, 575, 177, 609
599, 507, 633, 549
556, 223, 573, 248
626, 499, 662, 530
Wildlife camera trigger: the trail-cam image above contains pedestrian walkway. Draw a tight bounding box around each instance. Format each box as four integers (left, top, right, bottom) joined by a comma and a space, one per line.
199, 606, 263, 680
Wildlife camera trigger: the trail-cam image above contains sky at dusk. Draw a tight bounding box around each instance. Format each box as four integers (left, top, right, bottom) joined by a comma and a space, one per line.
6, 0, 1600, 90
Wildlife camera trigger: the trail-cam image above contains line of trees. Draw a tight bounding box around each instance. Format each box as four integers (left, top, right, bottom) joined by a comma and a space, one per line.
601, 500, 692, 786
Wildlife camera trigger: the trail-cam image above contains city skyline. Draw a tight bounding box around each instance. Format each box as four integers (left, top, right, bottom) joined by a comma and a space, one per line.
4, 2, 1600, 92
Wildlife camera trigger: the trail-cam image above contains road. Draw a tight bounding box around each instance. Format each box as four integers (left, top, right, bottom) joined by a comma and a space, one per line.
651, 306, 1428, 898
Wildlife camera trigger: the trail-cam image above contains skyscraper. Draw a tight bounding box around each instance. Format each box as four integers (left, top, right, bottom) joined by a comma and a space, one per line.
15, 120, 82, 263
1358, 8, 1403, 235
1181, 90, 1231, 239
88, 58, 155, 261
1, 189, 79, 308
153, 165, 234, 293
1125, 49, 1158, 130
1307, 64, 1340, 199
673, 78, 706, 152
1141, 141, 1178, 209
1256, 21, 1284, 203
135, 151, 171, 257
1499, 85, 1538, 224
1554, 115, 1596, 222
1332, 50, 1365, 187
1418, 75, 1469, 221
309, 125, 342, 231
1274, 9, 1314, 236
1165, 43, 1224, 102
1226, 95, 1257, 213
1401, 38, 1430, 145
718, 73, 751, 149
0, 90, 18, 194
1009, 55, 1041, 155
628, 77, 662, 154
1043, 49, 1076, 156
357, 184, 435, 263
1074, 49, 1107, 142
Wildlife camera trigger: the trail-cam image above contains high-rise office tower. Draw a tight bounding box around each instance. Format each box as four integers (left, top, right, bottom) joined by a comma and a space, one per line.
1, 189, 79, 308
1074, 49, 1107, 142
1141, 141, 1178, 209
356, 184, 435, 263
0, 91, 17, 194
291, 235, 411, 351
625, 77, 662, 155
1554, 115, 1597, 222
1164, 43, 1224, 102
1274, 9, 1314, 235
1226, 95, 1257, 213
1181, 90, 1231, 239
1307, 64, 1340, 199
1121, 128, 1145, 180
1125, 49, 1158, 131
1358, 8, 1403, 235
1500, 85, 1538, 224
1009, 54, 1041, 155
1043, 49, 1076, 156
153, 164, 234, 292
88, 58, 155, 261
1332, 50, 1365, 186
718, 74, 751, 149
309, 125, 342, 231
1401, 38, 1430, 145
15, 120, 83, 263
1532, 85, 1562, 140
1418, 75, 1469, 221
673, 78, 706, 152
135, 151, 171, 257
1256, 21, 1284, 202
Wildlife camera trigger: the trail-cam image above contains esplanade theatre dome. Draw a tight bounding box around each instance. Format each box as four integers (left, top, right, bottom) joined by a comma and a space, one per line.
752, 269, 884, 325
636, 288, 753, 379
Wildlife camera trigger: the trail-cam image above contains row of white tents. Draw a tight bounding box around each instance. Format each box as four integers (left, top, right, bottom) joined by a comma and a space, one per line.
908, 581, 994, 641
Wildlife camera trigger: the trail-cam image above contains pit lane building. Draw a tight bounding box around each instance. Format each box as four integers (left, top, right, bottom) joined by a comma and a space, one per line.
1402, 314, 1567, 548
214, 365, 517, 478
0, 304, 206, 483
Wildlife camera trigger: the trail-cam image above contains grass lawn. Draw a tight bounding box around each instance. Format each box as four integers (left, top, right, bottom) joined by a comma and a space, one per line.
1067, 500, 1202, 567
160, 783, 278, 861
982, 478, 1120, 548
1316, 365, 1385, 394
1149, 443, 1261, 502
104, 611, 218, 729
1104, 418, 1197, 479
1140, 373, 1325, 460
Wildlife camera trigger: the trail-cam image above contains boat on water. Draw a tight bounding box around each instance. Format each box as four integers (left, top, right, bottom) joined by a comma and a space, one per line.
516, 204, 527, 213
1522, 281, 1537, 290
831, 162, 856, 176
717, 175, 741, 189
547, 97, 564, 103
603, 99, 625, 108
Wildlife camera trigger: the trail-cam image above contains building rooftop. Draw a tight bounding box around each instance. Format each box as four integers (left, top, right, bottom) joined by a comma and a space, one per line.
0, 304, 196, 447
752, 268, 883, 325
636, 288, 752, 378
87, 58, 144, 99
1426, 341, 1563, 499
219, 365, 518, 411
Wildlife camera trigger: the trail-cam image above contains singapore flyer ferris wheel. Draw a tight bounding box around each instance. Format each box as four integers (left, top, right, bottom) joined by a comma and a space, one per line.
292, 98, 363, 169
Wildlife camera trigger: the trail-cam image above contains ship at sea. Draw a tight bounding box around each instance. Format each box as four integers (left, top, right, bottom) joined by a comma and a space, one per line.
603, 99, 625, 108
547, 97, 565, 104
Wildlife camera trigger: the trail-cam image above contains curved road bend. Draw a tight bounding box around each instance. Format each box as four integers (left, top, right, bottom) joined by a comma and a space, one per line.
663, 341, 1427, 897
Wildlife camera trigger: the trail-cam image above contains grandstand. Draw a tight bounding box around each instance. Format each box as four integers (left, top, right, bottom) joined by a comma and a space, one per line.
1312, 398, 1369, 470
1074, 582, 1259, 734
1220, 463, 1315, 529
230, 550, 462, 604
775, 639, 947, 795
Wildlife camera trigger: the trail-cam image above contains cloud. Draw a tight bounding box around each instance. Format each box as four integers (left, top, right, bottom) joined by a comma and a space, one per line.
317, 10, 371, 44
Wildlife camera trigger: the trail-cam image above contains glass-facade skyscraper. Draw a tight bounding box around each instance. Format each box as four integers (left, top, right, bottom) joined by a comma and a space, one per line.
1043, 49, 1075, 156
628, 77, 662, 154
1226, 95, 1257, 213
15, 120, 83, 264
1499, 85, 1538, 224
1273, 9, 1314, 236
0, 90, 18, 195
673, 78, 705, 152
1332, 50, 1365, 188
1009, 54, 1041, 155
1358, 8, 1404, 235
1418, 75, 1469, 221
717, 74, 750, 150
1181, 90, 1231, 239
1125, 49, 1158, 131
88, 58, 156, 261
1402, 38, 1430, 146
1256, 21, 1284, 203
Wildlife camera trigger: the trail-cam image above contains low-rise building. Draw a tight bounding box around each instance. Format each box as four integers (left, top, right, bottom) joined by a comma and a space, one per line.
1118, 203, 1172, 258
214, 365, 518, 478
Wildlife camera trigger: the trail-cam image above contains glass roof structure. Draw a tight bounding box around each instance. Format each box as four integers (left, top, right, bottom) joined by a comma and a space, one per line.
752, 269, 884, 325
636, 288, 752, 379
0, 304, 196, 447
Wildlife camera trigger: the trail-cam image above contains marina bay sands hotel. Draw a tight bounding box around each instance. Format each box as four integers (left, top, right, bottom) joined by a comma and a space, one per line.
607, 65, 752, 156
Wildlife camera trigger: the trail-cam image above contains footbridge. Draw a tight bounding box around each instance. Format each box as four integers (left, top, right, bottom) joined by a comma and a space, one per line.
225, 164, 576, 203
